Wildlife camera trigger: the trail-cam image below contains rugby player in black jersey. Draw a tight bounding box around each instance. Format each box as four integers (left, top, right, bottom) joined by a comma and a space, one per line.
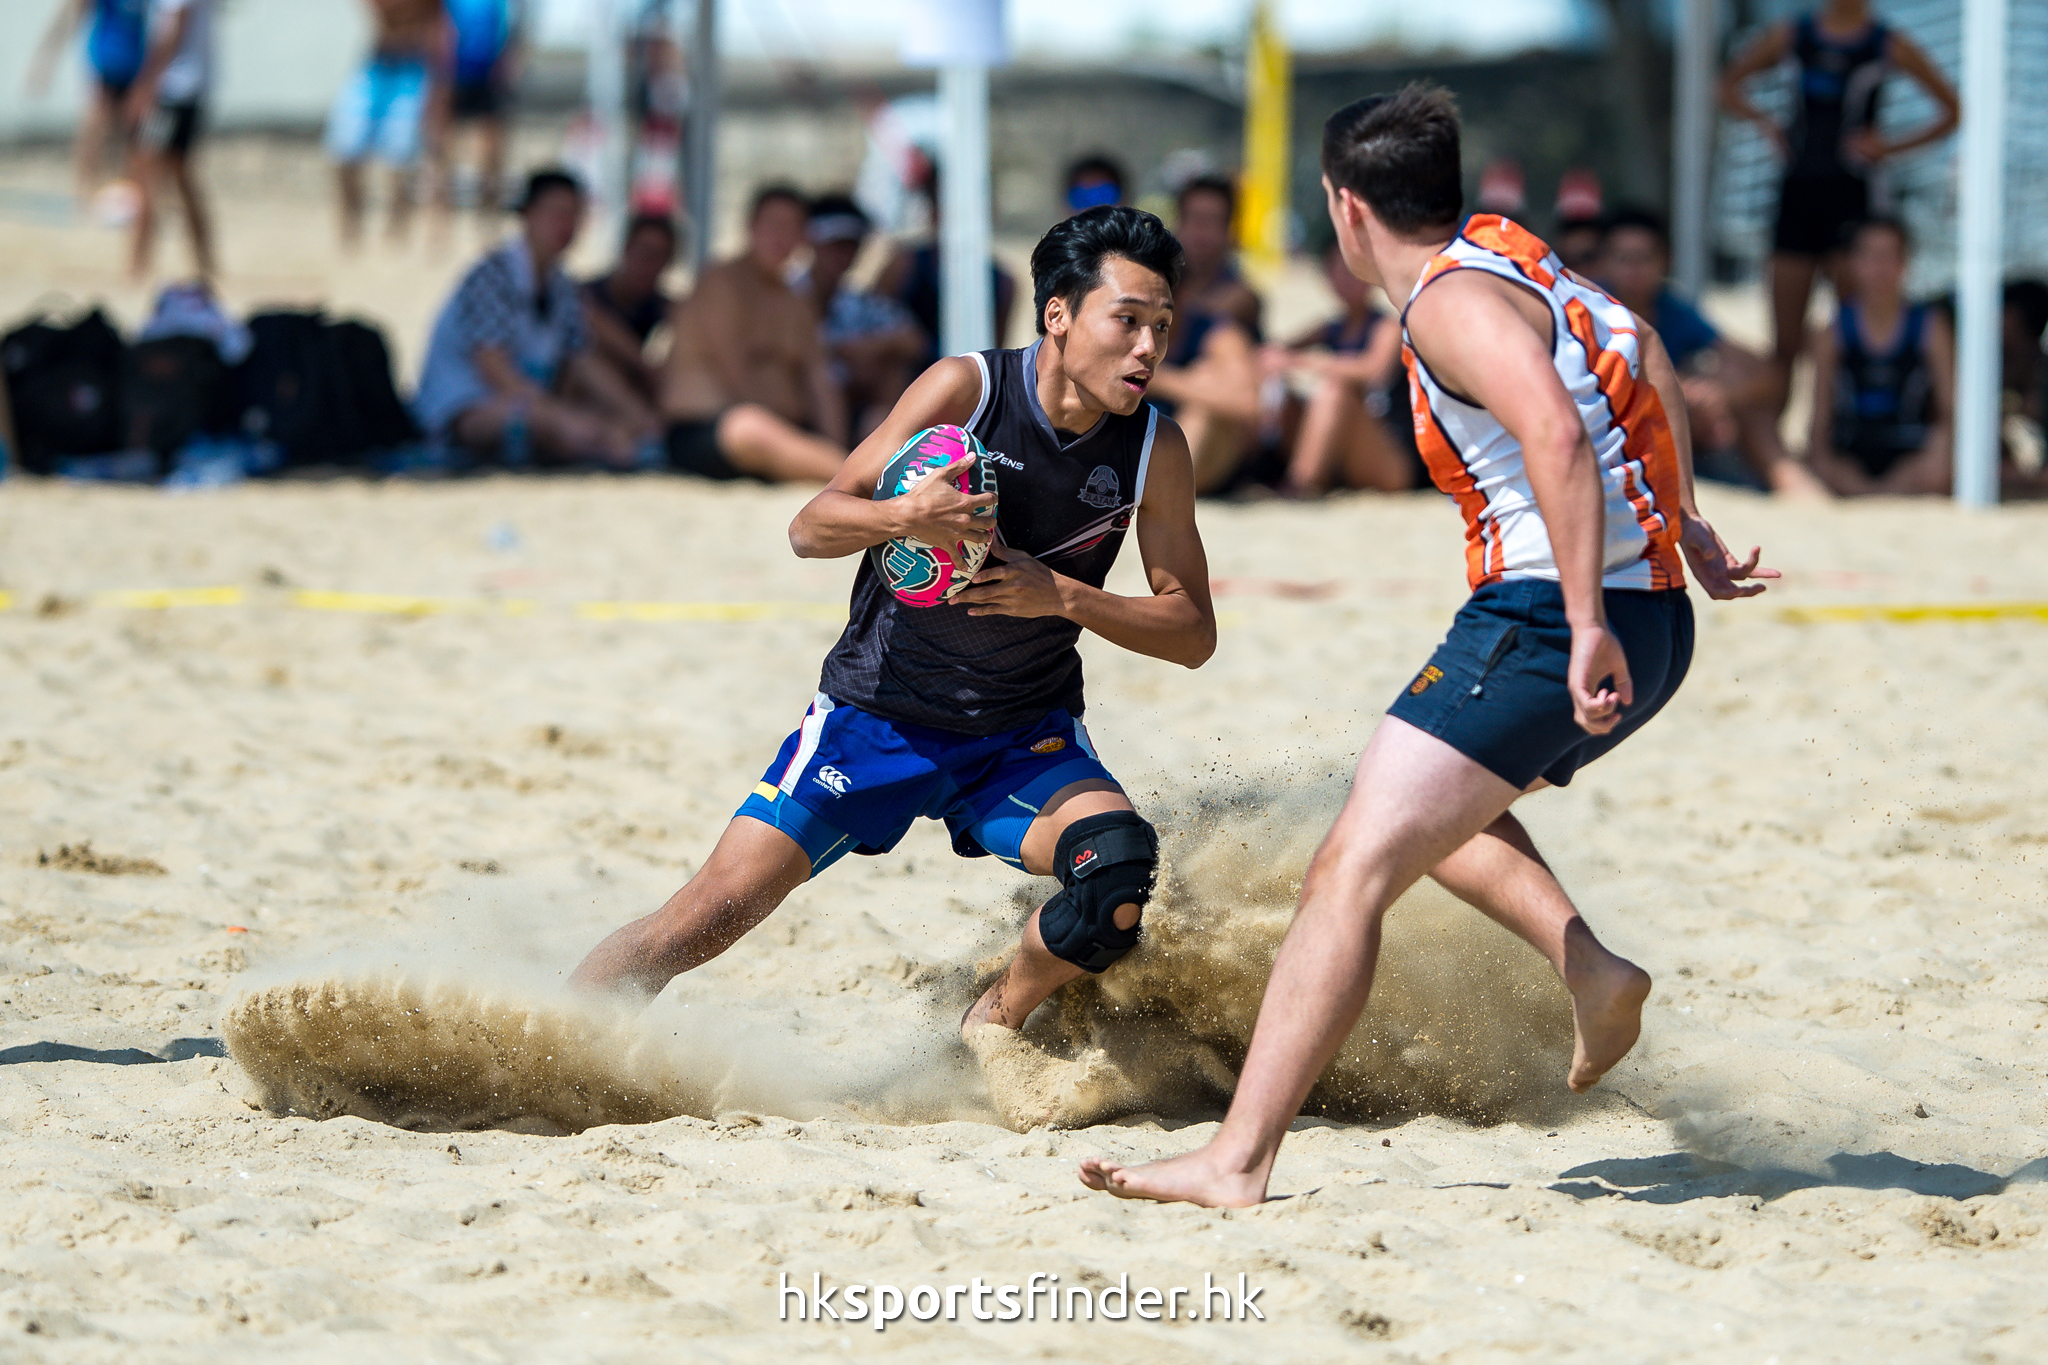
573, 207, 1215, 1046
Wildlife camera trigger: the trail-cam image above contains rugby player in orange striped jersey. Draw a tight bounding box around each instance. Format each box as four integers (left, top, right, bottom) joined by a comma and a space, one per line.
1082, 85, 1777, 1207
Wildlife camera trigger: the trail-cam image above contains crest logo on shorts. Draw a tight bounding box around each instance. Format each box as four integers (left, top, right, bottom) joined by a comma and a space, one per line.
813, 765, 852, 795
1408, 665, 1444, 696
1031, 737, 1067, 754
1078, 465, 1121, 509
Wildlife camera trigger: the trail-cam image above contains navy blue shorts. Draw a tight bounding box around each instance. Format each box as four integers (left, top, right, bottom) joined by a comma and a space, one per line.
736, 694, 1118, 878
1387, 580, 1694, 790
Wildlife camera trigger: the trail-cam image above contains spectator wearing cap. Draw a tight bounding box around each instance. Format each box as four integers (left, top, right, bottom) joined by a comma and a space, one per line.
657, 183, 848, 483
581, 213, 677, 404
413, 168, 660, 467
802, 192, 928, 442
1063, 153, 1125, 217
1594, 205, 1827, 497
1551, 168, 1604, 275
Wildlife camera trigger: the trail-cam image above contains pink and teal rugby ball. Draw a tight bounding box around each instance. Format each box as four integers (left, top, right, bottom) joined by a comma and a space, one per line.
869, 425, 999, 608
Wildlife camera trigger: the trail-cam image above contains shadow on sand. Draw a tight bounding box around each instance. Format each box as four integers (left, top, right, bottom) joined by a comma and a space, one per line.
0, 1038, 227, 1066
1551, 1149, 2048, 1204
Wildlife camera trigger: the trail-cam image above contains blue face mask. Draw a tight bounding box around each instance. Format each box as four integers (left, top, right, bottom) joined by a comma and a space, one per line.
1067, 181, 1121, 212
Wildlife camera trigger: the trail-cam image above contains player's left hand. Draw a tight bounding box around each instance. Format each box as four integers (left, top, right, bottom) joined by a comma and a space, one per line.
955, 546, 1067, 619
1678, 510, 1780, 600
1843, 128, 1889, 166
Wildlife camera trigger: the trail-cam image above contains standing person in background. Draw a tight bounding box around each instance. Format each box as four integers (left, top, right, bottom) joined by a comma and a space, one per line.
1719, 0, 1958, 412
1592, 207, 1828, 497
581, 213, 677, 406
1804, 217, 1952, 496
413, 169, 661, 469
1144, 175, 1263, 493
28, 0, 150, 209
329, 0, 451, 245
125, 0, 217, 280
1063, 154, 1126, 217
1267, 240, 1412, 497
803, 193, 928, 442
438, 0, 520, 217
659, 185, 850, 484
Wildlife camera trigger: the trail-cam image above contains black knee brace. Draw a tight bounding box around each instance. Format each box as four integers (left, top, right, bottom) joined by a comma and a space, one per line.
1037, 811, 1158, 973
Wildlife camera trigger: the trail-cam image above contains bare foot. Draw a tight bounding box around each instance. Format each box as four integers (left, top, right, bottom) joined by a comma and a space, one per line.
960, 979, 1002, 1042
1562, 936, 1651, 1093
1076, 1148, 1269, 1208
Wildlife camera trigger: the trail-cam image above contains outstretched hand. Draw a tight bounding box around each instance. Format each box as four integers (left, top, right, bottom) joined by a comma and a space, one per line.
953, 545, 1067, 619
1679, 511, 1780, 600
894, 453, 997, 552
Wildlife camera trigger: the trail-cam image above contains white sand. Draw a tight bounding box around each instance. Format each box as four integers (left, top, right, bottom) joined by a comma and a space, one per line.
2, 474, 2047, 1363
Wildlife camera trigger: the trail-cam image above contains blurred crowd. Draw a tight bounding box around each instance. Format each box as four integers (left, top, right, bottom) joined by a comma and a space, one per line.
10, 0, 2048, 499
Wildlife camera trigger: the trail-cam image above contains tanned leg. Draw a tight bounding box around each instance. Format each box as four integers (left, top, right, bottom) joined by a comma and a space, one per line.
1427, 810, 1650, 1092
569, 817, 813, 1000
1077, 720, 1519, 1207
1766, 251, 1819, 417
962, 782, 1132, 1039
714, 404, 847, 484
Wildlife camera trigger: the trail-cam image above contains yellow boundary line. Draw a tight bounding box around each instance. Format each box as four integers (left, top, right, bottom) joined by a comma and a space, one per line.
1778, 602, 2048, 624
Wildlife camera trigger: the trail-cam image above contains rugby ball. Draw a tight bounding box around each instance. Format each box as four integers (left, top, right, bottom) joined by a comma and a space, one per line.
869, 425, 999, 607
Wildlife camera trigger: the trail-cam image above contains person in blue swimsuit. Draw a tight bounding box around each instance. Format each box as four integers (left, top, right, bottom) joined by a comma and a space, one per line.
29, 0, 150, 206
437, 0, 521, 217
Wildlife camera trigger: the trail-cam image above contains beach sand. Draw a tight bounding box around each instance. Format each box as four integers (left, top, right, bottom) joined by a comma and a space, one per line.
2, 474, 2047, 1363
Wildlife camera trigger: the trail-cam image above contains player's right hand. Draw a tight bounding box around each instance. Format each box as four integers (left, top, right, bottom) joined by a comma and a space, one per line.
895, 453, 998, 548
1568, 624, 1633, 737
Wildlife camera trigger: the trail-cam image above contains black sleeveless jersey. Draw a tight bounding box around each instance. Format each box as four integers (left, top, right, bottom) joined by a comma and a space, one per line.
818, 340, 1161, 735
1831, 301, 1932, 479
1788, 14, 1890, 180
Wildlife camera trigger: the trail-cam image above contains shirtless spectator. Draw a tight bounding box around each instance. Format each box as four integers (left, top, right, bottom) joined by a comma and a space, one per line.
1144, 175, 1263, 493
1594, 207, 1826, 496
1267, 241, 1411, 496
1805, 217, 1952, 496
659, 185, 848, 483
328, 0, 450, 244
803, 192, 927, 442
413, 169, 660, 468
582, 213, 676, 405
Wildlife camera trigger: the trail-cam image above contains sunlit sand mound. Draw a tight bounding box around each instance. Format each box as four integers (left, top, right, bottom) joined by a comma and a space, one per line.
973, 779, 1577, 1130
222, 975, 711, 1135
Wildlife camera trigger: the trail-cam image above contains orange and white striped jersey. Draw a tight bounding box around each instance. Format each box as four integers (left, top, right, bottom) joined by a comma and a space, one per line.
1402, 215, 1687, 593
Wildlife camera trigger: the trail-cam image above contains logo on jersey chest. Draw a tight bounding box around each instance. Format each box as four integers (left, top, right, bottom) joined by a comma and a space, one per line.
1078, 465, 1122, 509
985, 449, 1025, 471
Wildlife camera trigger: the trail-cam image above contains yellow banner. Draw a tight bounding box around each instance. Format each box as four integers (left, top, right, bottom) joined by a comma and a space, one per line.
1240, 0, 1291, 272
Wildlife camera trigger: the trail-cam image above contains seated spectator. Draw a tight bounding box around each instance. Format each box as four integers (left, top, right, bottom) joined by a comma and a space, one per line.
1063, 153, 1126, 216
1143, 175, 1263, 493
1594, 206, 1826, 496
581, 213, 676, 404
413, 168, 659, 468
1551, 168, 1605, 275
1265, 242, 1412, 497
1805, 217, 1952, 496
880, 169, 1015, 366
2002, 279, 2048, 477
659, 184, 847, 483
802, 192, 927, 441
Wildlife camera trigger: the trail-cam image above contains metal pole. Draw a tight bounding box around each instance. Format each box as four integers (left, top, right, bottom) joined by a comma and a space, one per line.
684, 0, 720, 274
1671, 0, 1718, 299
587, 0, 629, 234
937, 62, 994, 356
1954, 0, 2006, 508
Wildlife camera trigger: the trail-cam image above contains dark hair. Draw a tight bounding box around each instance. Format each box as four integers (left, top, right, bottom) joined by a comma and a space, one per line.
624, 213, 678, 247
1321, 84, 1463, 238
1845, 215, 1912, 253
2007, 278, 2048, 344
750, 182, 809, 221
807, 191, 870, 228
516, 167, 585, 212
1600, 204, 1670, 250
1066, 154, 1126, 195
1177, 174, 1237, 219
1029, 206, 1184, 336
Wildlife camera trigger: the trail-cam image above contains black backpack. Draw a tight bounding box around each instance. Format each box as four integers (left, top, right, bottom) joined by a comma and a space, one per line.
233, 311, 418, 466
1, 310, 125, 472
121, 334, 231, 460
